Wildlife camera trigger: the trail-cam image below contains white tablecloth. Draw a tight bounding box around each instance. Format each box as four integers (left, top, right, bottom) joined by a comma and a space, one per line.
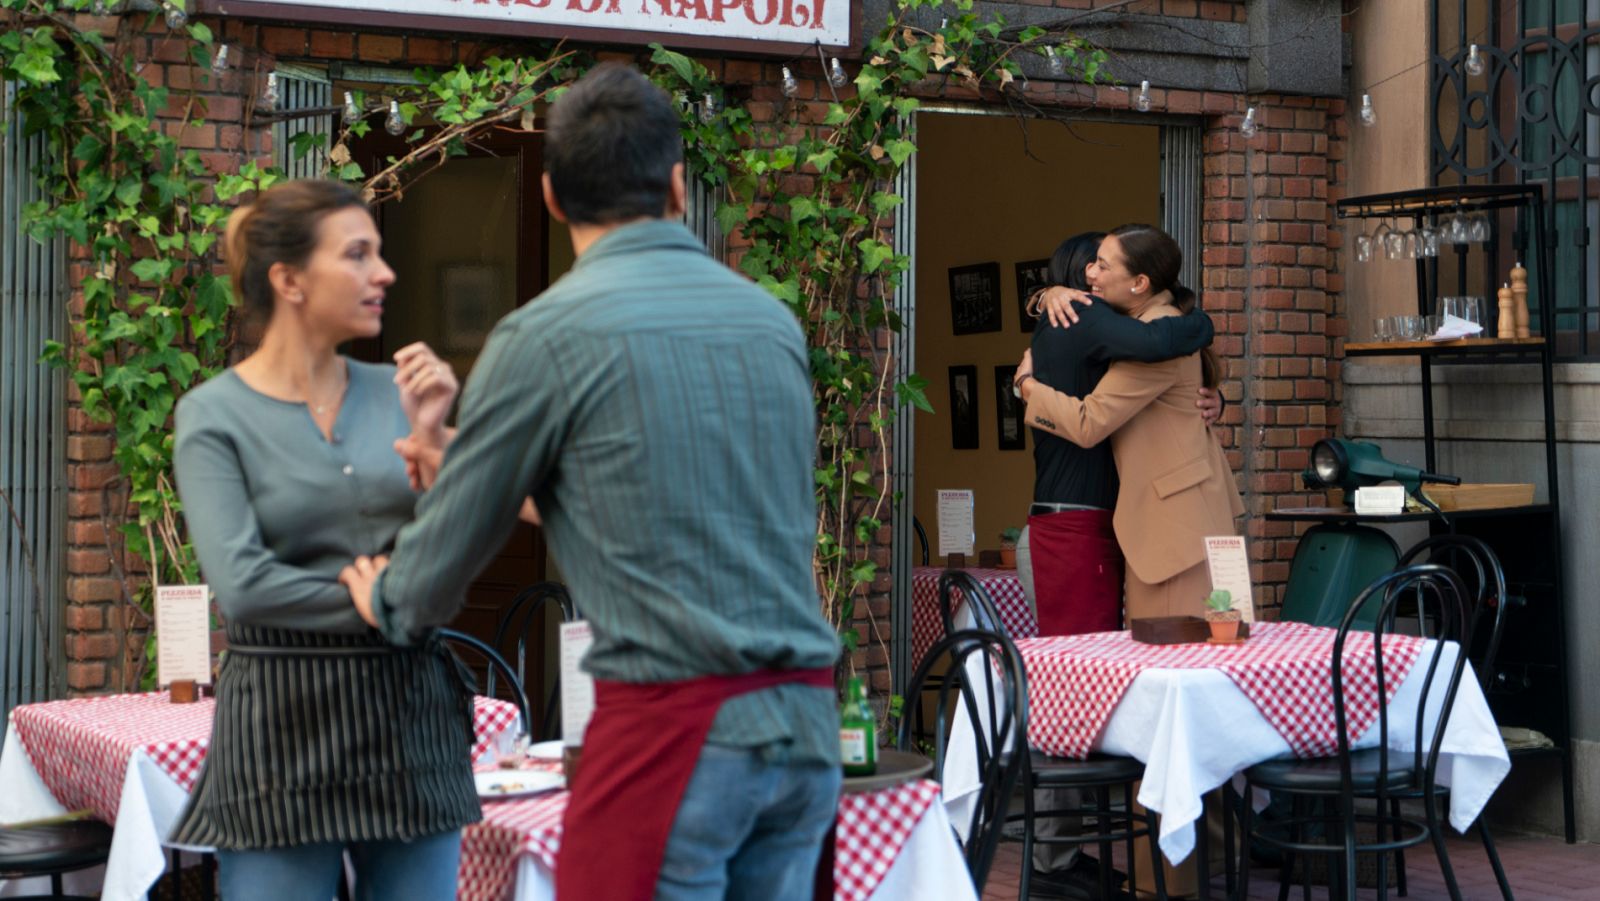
943, 638, 1509, 865
506, 797, 977, 901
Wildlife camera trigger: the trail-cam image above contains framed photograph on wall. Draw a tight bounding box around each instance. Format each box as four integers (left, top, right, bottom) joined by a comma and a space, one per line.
948, 365, 980, 450
994, 365, 1026, 450
1014, 259, 1051, 334
948, 262, 1002, 335
439, 263, 501, 352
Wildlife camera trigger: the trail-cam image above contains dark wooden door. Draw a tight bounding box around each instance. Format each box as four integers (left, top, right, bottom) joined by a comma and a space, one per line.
348, 126, 552, 710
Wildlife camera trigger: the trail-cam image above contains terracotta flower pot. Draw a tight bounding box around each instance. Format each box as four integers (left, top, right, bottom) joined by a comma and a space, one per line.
1205, 609, 1242, 642
999, 546, 1017, 568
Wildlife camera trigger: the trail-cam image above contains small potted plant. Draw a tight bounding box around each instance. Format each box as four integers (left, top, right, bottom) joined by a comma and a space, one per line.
1204, 589, 1241, 642
999, 528, 1022, 568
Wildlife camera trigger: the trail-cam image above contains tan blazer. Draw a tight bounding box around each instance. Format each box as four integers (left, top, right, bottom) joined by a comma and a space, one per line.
1024, 309, 1244, 585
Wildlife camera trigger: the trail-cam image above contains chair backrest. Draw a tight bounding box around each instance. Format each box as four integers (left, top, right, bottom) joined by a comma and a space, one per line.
913, 516, 930, 566
437, 627, 533, 744
491, 581, 576, 741
937, 570, 1006, 639
1334, 563, 1470, 805
1397, 534, 1508, 692
897, 628, 1026, 893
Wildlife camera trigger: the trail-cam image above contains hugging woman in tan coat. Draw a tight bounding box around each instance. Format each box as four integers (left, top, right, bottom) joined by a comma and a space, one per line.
1014, 224, 1244, 621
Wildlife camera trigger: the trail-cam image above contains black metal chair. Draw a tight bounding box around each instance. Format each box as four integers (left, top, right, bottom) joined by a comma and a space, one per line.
937, 570, 1005, 637
898, 628, 1027, 893
1388, 535, 1515, 900
490, 581, 577, 741
1237, 563, 1474, 901
0, 815, 114, 901
913, 516, 930, 566
437, 627, 533, 746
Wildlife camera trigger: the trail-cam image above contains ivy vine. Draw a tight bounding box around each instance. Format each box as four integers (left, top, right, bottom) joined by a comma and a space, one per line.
1, 0, 1107, 694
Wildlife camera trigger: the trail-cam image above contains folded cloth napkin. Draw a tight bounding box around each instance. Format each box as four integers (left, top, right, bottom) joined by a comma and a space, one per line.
1428, 312, 1483, 341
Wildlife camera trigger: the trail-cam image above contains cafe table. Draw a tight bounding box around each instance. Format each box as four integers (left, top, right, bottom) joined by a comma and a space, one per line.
458, 773, 976, 901
910, 566, 1036, 669
942, 621, 1510, 867
0, 691, 521, 901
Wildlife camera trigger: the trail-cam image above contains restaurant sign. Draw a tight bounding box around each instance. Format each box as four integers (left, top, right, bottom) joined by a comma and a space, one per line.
210, 0, 856, 52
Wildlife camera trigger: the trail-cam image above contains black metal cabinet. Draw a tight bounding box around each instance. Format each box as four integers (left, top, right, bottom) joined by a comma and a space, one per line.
1269, 184, 1575, 842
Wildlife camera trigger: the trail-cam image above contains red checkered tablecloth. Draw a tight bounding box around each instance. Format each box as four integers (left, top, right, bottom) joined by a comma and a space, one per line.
911, 567, 1035, 668
1021, 621, 1425, 760
10, 692, 521, 825
457, 778, 942, 901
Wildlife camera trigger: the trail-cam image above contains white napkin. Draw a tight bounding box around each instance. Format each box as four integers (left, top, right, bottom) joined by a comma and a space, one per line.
1427, 313, 1483, 341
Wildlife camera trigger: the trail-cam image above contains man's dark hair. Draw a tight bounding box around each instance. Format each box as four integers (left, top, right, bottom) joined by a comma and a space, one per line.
545, 63, 684, 226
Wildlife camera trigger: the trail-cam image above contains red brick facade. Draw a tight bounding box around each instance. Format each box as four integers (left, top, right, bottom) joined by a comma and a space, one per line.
58, 0, 1345, 696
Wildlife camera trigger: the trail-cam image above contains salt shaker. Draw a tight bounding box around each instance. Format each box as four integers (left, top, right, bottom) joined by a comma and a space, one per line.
1497, 283, 1516, 340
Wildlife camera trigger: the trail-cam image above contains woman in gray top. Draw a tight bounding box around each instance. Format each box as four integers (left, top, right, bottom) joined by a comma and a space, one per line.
169, 179, 474, 899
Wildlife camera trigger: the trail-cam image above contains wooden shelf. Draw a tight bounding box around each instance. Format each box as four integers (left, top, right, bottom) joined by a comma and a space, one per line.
1344, 337, 1546, 357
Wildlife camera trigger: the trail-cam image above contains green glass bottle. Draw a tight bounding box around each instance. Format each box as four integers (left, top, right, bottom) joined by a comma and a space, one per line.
839, 676, 877, 777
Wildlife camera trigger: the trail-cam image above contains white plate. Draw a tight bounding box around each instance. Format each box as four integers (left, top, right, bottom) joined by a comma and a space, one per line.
526, 740, 564, 761
475, 769, 564, 800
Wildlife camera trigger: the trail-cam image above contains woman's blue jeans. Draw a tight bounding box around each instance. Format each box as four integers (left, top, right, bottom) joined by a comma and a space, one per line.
215, 829, 461, 900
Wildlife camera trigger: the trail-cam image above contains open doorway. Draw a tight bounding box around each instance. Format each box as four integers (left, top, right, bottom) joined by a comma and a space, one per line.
910, 111, 1164, 565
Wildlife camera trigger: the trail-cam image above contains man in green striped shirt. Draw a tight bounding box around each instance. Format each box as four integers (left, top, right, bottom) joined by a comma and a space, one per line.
341, 63, 842, 899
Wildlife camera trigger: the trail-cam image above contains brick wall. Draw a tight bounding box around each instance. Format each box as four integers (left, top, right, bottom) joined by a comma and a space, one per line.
56, 3, 1349, 697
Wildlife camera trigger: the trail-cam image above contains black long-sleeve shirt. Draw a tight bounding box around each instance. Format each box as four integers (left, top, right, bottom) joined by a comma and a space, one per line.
1030, 303, 1215, 508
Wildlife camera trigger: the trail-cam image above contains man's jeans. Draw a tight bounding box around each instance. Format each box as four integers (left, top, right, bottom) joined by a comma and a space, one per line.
658, 742, 842, 901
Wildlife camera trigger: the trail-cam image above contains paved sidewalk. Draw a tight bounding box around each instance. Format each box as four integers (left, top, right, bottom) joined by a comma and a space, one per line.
982, 829, 1600, 899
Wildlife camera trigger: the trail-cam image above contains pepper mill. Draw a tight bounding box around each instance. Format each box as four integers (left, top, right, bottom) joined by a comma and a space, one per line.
1497, 283, 1516, 340
1510, 261, 1530, 338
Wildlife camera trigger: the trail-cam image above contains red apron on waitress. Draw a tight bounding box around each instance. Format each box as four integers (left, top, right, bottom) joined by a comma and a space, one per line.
1027, 509, 1124, 635
556, 667, 835, 900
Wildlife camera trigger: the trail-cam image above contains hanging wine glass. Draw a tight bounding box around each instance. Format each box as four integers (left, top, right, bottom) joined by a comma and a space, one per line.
1384, 219, 1407, 260
1468, 212, 1491, 243
1419, 223, 1442, 258
1446, 211, 1471, 244
1355, 231, 1374, 263
1371, 219, 1392, 261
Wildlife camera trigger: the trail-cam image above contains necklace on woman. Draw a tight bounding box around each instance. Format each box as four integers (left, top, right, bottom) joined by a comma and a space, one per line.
309, 364, 348, 416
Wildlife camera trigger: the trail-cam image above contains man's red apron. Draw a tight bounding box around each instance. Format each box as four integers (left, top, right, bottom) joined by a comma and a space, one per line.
1027, 509, 1124, 635
556, 667, 835, 899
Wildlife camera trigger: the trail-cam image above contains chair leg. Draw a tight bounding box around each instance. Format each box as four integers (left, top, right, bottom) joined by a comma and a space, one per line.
202, 851, 217, 901
1124, 782, 1139, 900
1342, 797, 1358, 901
1097, 785, 1114, 901
1237, 785, 1256, 901
1377, 796, 1391, 901
1392, 797, 1409, 897
1476, 816, 1514, 901
1145, 804, 1169, 901
1223, 784, 1237, 896
1018, 775, 1035, 901
1195, 794, 1211, 901
1423, 790, 1464, 901
52, 873, 63, 898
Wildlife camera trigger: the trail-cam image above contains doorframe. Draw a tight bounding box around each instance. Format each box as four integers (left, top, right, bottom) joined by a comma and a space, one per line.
889, 105, 1205, 693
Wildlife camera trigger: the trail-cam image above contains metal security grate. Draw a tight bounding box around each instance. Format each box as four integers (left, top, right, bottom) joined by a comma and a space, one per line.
271, 65, 332, 180
1, 83, 68, 719
1431, 0, 1600, 359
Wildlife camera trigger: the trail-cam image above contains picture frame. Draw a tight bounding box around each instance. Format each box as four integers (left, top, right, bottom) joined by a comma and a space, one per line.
994, 365, 1026, 450
948, 262, 1002, 335
948, 365, 980, 450
1014, 259, 1052, 334
439, 263, 502, 352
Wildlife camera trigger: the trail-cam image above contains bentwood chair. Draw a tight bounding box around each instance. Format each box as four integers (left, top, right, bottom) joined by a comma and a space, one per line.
0, 816, 114, 901
491, 581, 577, 741
1389, 535, 1515, 899
437, 628, 534, 747
1237, 564, 1473, 901
899, 628, 1027, 893
913, 516, 931, 566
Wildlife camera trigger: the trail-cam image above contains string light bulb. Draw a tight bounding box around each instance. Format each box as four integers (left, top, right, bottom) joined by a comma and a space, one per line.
92, 0, 108, 15
1359, 92, 1377, 127
1045, 46, 1066, 76
342, 91, 361, 125
780, 66, 799, 99
211, 45, 229, 75
699, 93, 718, 124
261, 73, 280, 112
1135, 80, 1151, 112
163, 1, 186, 29
1465, 43, 1486, 77
828, 57, 848, 88
1240, 106, 1258, 139
385, 100, 405, 136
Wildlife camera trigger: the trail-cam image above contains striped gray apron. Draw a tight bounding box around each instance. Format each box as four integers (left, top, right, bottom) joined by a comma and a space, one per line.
168, 624, 481, 849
